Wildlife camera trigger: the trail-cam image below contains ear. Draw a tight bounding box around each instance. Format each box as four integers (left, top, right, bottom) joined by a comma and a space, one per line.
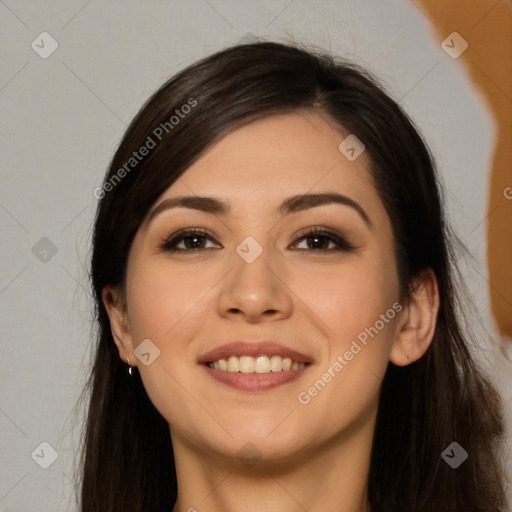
390, 268, 440, 366
102, 285, 136, 367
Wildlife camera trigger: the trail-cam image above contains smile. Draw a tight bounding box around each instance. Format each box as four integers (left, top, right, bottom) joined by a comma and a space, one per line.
207, 355, 307, 373
198, 340, 313, 391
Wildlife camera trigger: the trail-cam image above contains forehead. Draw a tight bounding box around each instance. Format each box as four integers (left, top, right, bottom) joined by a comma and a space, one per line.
184, 112, 365, 186
156, 111, 387, 228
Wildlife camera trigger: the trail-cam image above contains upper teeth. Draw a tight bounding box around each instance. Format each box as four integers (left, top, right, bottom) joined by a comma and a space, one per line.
208, 355, 306, 373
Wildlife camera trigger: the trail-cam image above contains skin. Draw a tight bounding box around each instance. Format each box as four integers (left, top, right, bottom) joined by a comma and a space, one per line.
103, 111, 440, 512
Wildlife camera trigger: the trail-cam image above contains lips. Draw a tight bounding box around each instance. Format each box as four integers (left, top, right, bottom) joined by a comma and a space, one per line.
198, 341, 313, 391
197, 341, 313, 365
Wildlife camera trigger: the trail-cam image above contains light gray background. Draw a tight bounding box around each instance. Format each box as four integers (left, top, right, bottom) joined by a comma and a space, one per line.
1, 1, 511, 511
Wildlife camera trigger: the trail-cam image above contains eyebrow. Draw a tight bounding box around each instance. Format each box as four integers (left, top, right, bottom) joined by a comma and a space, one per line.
146, 192, 373, 229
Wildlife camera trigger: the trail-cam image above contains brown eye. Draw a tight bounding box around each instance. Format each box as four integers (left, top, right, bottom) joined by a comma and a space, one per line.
159, 226, 356, 253
292, 227, 356, 252
160, 229, 220, 252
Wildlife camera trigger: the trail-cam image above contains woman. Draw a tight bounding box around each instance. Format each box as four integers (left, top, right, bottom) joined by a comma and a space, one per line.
77, 41, 508, 511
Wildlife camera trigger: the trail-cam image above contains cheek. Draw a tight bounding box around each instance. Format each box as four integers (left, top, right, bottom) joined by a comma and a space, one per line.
292, 251, 400, 420
127, 260, 212, 342
124, 258, 220, 410
291, 254, 399, 351
124, 261, 211, 429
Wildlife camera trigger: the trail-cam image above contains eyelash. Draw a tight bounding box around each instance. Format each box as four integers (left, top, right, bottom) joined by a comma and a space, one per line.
159, 226, 356, 253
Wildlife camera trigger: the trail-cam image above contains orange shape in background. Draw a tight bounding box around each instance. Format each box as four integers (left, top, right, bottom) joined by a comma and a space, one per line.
416, 0, 512, 348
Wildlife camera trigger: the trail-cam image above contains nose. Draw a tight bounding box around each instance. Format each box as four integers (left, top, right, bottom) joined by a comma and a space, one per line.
216, 243, 293, 323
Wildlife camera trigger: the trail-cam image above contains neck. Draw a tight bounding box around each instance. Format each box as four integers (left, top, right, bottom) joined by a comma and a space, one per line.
170, 413, 375, 512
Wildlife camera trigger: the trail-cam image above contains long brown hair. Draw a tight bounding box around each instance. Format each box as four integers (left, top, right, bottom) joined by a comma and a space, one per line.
75, 41, 508, 511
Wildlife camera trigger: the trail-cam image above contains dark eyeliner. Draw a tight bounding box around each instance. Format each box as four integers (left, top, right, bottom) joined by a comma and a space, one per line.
159, 225, 356, 253
293, 226, 357, 251
159, 228, 217, 252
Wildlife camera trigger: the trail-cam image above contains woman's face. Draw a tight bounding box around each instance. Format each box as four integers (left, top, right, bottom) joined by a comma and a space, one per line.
115, 111, 404, 464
